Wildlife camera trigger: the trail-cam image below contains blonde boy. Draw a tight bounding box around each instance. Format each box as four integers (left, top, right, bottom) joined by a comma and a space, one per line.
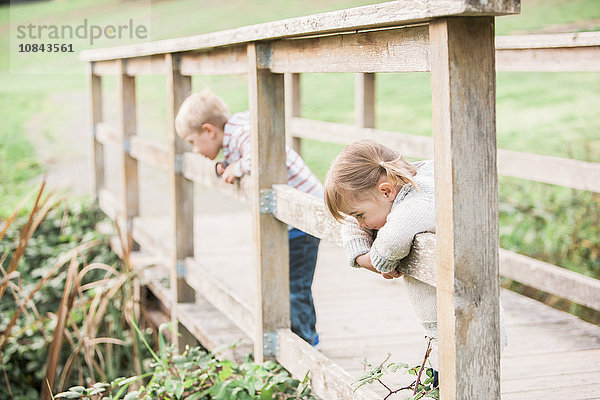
175, 89, 323, 346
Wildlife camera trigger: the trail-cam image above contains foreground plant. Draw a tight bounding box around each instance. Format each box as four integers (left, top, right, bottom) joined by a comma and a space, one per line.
0, 181, 147, 399
353, 339, 438, 400
56, 322, 315, 400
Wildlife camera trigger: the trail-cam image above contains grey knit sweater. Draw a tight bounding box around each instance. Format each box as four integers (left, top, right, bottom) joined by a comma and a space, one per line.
341, 160, 507, 368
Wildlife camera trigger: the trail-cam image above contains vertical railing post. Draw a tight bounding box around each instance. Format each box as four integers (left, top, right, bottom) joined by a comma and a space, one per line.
88, 63, 104, 200
117, 60, 140, 240
117, 59, 141, 322
429, 17, 500, 398
248, 43, 290, 363
354, 73, 375, 129
284, 72, 302, 154
166, 53, 196, 351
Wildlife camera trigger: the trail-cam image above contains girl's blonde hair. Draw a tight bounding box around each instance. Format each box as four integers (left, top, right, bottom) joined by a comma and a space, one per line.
324, 139, 418, 221
175, 88, 231, 138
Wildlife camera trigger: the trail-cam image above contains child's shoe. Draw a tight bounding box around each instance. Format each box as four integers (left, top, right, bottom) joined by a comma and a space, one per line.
310, 334, 321, 350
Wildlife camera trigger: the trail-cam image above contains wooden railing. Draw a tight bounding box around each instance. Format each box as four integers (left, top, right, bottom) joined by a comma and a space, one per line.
81, 1, 600, 398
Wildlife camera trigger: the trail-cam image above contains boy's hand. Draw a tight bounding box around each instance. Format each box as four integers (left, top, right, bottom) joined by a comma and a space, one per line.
381, 269, 403, 280
221, 161, 240, 184
215, 162, 225, 177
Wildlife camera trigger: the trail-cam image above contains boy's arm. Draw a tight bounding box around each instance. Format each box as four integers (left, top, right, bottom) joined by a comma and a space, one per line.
236, 128, 252, 177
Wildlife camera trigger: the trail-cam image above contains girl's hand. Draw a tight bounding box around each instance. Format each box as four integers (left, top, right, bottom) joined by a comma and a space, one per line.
381, 269, 403, 279
356, 253, 381, 275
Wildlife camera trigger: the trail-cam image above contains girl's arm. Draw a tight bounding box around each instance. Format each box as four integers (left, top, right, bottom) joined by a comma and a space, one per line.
340, 216, 375, 268
371, 196, 436, 273
357, 251, 403, 278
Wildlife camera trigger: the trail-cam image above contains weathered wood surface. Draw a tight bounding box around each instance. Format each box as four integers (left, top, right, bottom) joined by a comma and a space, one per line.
185, 257, 256, 340
129, 136, 170, 170
180, 45, 248, 76
495, 31, 600, 49
89, 32, 600, 77
88, 66, 104, 197
496, 47, 600, 72
125, 55, 168, 75
127, 210, 600, 400
276, 329, 380, 400
182, 152, 252, 201
355, 73, 375, 129
500, 249, 600, 311
284, 73, 302, 154
94, 122, 120, 147
117, 60, 139, 222
166, 53, 196, 349
267, 26, 430, 73
98, 189, 123, 226
289, 117, 600, 193
430, 17, 500, 398
248, 42, 290, 362
80, 0, 519, 62
91, 60, 118, 76
289, 117, 434, 159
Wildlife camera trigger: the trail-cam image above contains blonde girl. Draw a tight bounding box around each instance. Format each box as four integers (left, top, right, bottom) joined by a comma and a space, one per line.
324, 139, 506, 372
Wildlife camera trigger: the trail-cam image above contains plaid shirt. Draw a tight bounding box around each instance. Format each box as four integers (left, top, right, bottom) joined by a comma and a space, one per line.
222, 111, 323, 198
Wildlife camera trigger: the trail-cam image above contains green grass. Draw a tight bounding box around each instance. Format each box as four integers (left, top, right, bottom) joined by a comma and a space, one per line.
496, 0, 600, 35
0, 93, 42, 215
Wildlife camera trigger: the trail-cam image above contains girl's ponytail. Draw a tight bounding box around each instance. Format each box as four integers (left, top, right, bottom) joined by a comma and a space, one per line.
325, 139, 418, 220
379, 157, 418, 190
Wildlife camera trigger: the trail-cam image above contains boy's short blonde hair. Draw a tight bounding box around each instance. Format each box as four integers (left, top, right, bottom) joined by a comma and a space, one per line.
324, 139, 418, 221
175, 88, 231, 138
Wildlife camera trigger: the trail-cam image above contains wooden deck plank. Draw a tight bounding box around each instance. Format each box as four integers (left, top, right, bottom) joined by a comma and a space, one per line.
130, 209, 600, 399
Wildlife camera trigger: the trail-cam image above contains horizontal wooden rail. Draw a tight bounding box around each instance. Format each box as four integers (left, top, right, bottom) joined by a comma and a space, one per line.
88, 31, 599, 76
182, 152, 252, 200
495, 31, 600, 49
289, 117, 600, 193
98, 189, 123, 224
497, 149, 600, 192
131, 218, 172, 267
496, 32, 600, 72
80, 0, 519, 62
499, 249, 600, 311
495, 32, 600, 72
95, 122, 120, 147
496, 45, 600, 72
129, 136, 170, 170
266, 26, 430, 73
181, 45, 248, 75
290, 117, 433, 157
185, 258, 256, 340
276, 329, 380, 400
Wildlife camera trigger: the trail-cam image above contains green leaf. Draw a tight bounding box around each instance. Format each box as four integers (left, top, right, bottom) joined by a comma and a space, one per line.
54, 393, 83, 399
123, 391, 139, 400
387, 362, 409, 373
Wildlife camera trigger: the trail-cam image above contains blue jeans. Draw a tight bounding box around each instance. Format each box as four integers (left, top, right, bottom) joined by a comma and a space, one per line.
289, 233, 320, 344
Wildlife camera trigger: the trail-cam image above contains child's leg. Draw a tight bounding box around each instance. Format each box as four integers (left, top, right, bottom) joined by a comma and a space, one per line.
288, 234, 320, 345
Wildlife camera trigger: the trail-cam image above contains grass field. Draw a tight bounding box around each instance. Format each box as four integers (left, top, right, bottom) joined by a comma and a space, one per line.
0, 0, 598, 276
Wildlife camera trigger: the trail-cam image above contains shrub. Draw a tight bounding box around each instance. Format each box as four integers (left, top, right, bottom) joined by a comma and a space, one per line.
56, 323, 315, 400
0, 184, 148, 399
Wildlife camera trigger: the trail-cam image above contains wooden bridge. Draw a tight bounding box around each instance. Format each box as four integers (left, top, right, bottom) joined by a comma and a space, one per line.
80, 1, 600, 398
